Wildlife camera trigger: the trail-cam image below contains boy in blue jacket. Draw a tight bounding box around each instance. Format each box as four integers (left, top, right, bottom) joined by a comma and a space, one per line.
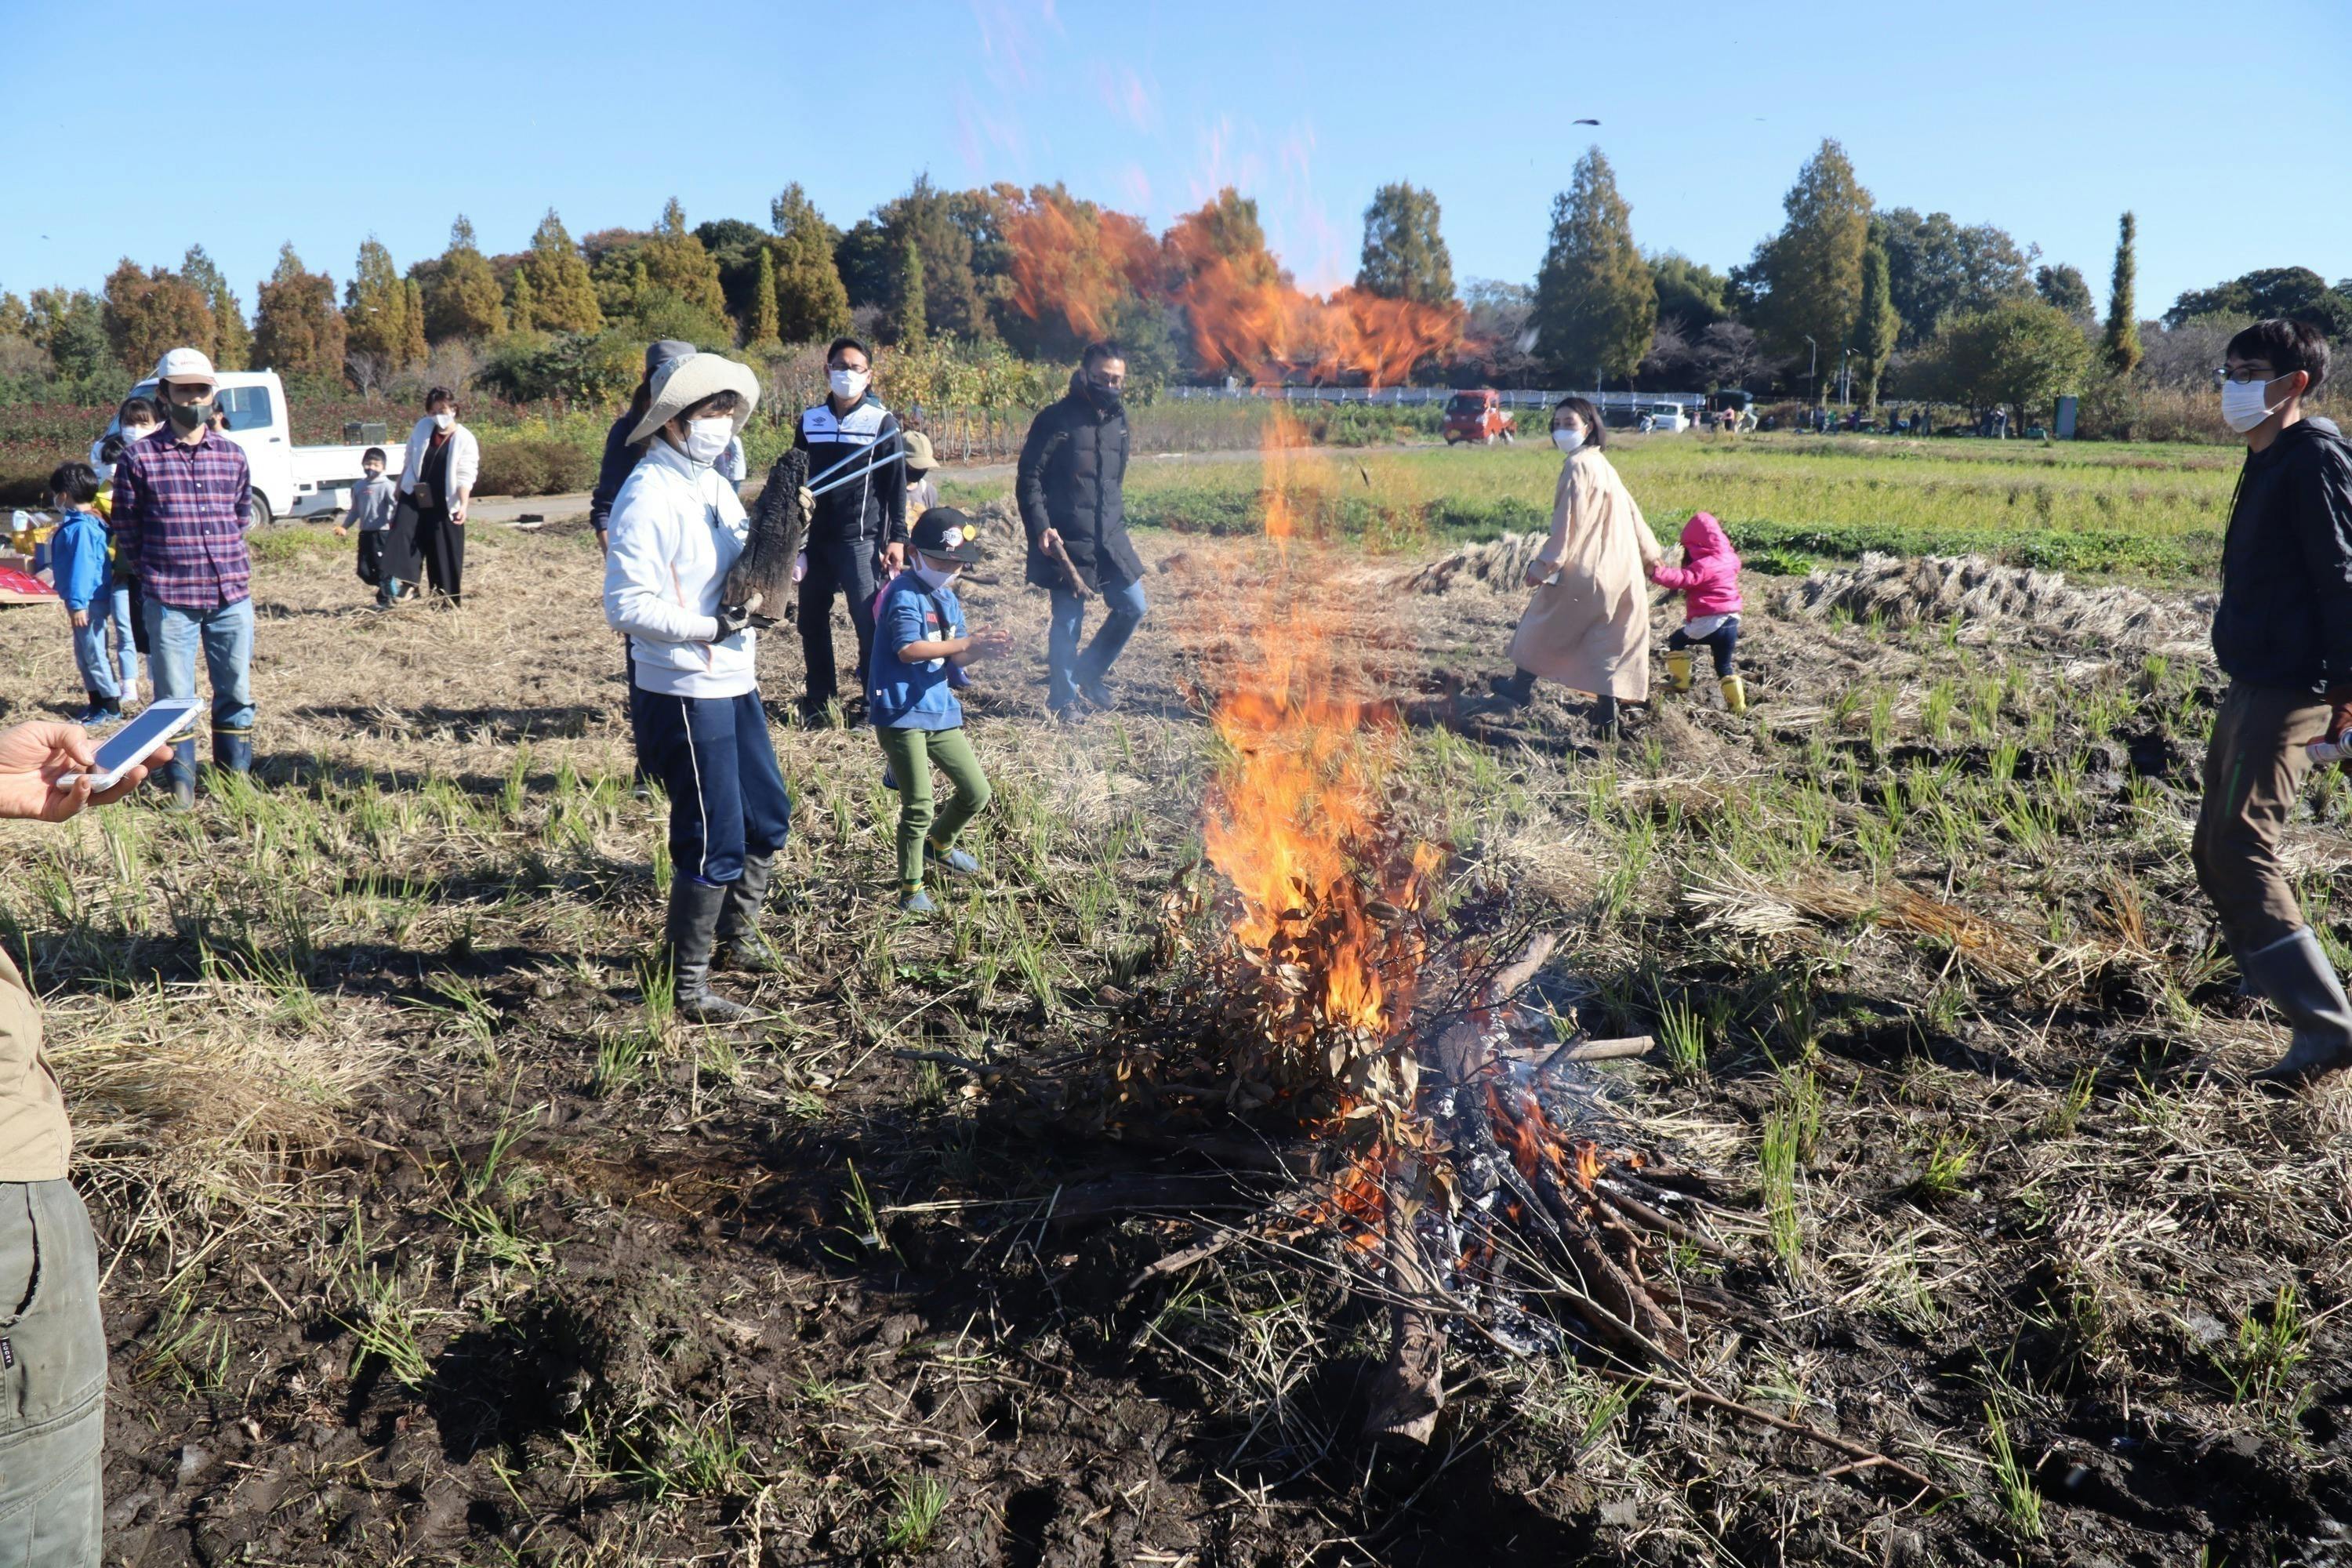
869, 508, 1011, 913
47, 463, 136, 726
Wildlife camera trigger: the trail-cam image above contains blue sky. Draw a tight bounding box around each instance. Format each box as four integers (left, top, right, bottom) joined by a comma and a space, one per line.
4, 0, 2345, 317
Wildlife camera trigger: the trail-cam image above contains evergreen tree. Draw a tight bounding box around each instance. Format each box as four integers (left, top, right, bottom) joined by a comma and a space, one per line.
179, 245, 250, 369
749, 246, 782, 350
522, 209, 603, 334
2034, 263, 2096, 320
101, 259, 214, 375
641, 198, 728, 318
38, 290, 112, 381
864, 176, 989, 340
507, 267, 536, 333
1650, 252, 1731, 328
1356, 183, 1455, 306
894, 238, 928, 347
2103, 212, 2143, 376
1853, 227, 1900, 413
251, 243, 346, 379
419, 216, 506, 342
399, 279, 427, 365
1748, 139, 1872, 401
1532, 147, 1656, 384
768, 183, 851, 345
0, 292, 26, 340
345, 238, 419, 368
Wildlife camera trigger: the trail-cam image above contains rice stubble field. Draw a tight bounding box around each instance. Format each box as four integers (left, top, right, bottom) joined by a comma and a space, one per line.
2, 434, 2349, 1565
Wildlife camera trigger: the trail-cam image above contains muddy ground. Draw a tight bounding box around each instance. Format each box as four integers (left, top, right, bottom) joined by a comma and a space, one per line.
0, 509, 2347, 1566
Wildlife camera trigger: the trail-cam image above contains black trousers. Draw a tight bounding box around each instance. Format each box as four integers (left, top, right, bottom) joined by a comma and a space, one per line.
797, 538, 880, 706
1667, 619, 1740, 677
417, 510, 465, 604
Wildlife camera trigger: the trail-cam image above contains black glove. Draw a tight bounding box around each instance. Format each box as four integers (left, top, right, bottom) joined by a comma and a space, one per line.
711, 602, 753, 641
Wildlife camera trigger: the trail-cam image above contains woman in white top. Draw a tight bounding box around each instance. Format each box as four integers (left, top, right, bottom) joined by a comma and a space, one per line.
394, 387, 481, 605
603, 353, 787, 1022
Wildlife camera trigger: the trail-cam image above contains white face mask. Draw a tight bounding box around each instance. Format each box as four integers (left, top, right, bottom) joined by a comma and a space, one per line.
120, 423, 157, 443
912, 559, 960, 590
828, 367, 869, 402
682, 417, 733, 466
432, 411, 455, 431
1552, 426, 1586, 454
2221, 374, 2285, 435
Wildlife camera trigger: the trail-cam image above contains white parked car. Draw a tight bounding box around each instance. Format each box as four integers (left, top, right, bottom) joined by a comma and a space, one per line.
95, 369, 389, 526
1639, 404, 1692, 434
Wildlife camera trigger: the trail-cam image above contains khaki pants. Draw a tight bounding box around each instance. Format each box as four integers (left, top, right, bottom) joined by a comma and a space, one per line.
2193, 682, 2332, 956
0, 1181, 107, 1566
878, 725, 992, 889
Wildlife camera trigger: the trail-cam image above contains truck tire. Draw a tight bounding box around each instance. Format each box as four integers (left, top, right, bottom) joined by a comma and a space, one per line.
1444, 432, 1461, 446
247, 492, 274, 528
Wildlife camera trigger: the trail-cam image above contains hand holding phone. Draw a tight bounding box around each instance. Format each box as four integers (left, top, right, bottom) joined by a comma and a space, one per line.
56, 699, 201, 792
0, 714, 178, 822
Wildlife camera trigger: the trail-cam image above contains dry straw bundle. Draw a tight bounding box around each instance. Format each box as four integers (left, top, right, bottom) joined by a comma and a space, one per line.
1777, 552, 2208, 652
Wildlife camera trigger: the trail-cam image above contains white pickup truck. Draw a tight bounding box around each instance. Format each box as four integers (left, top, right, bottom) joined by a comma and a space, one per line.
96, 369, 396, 526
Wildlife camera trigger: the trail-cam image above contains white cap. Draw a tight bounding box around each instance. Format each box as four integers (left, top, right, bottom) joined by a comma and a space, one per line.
151, 347, 217, 388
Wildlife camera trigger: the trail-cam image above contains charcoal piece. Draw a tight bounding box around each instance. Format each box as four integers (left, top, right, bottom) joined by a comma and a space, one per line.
725, 448, 809, 615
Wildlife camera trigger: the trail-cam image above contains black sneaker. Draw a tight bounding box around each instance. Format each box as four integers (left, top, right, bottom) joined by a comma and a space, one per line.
1078, 679, 1119, 712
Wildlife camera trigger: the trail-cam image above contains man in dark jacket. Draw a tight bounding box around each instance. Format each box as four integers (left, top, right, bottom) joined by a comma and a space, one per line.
793, 336, 907, 720
1017, 342, 1145, 716
2193, 318, 2352, 1084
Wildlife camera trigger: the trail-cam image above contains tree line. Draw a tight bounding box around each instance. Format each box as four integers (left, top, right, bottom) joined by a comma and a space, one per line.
0, 154, 2341, 426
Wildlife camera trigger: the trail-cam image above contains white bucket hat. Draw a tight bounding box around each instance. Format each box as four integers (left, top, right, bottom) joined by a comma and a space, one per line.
627, 352, 760, 445
151, 347, 217, 389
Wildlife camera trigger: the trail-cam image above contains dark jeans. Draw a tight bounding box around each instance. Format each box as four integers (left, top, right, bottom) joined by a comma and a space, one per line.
2193, 681, 2330, 956
797, 539, 880, 707
1667, 618, 1740, 677
635, 688, 792, 885
0, 1181, 107, 1563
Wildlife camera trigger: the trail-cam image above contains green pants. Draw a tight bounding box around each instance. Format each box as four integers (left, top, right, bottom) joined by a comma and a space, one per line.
879, 724, 993, 888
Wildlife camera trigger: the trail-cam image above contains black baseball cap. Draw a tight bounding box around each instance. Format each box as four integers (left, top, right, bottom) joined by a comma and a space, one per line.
910, 506, 985, 563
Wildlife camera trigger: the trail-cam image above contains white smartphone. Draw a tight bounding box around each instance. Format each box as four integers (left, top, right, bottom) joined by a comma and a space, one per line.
61, 698, 202, 789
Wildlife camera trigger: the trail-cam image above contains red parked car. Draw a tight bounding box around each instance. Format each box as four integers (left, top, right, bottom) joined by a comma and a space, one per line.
1443, 389, 1516, 445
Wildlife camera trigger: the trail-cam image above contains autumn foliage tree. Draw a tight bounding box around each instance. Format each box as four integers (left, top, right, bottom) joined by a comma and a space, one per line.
179, 245, 250, 370
418, 216, 505, 343
345, 238, 424, 372
999, 183, 1160, 361
101, 259, 215, 376
641, 198, 728, 318
521, 209, 603, 335
252, 243, 346, 380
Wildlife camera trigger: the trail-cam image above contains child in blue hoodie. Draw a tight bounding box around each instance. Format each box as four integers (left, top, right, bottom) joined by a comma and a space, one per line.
869, 508, 1012, 913
47, 462, 136, 726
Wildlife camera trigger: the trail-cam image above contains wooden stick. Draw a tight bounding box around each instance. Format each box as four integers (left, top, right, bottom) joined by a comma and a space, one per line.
1545, 1034, 1654, 1067
1673, 1385, 1940, 1497
1046, 536, 1095, 600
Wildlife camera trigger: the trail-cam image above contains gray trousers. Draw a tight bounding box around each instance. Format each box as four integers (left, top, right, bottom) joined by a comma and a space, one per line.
0, 1181, 105, 1565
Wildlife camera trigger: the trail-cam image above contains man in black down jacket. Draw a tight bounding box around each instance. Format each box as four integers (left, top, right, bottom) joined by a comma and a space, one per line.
1017, 342, 1145, 716
2194, 318, 2352, 1084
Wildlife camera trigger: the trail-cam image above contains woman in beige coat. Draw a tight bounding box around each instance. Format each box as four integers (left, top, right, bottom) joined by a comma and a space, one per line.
1490, 397, 1662, 735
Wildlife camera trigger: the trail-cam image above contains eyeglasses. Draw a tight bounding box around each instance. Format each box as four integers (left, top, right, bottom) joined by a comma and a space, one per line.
2212, 365, 2278, 387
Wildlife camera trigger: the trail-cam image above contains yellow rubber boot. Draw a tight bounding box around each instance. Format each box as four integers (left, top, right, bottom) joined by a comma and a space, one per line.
1719, 674, 1748, 714
1664, 648, 1694, 694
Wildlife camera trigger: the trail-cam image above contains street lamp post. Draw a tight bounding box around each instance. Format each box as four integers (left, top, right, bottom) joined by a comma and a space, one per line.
1841, 348, 1857, 410
1803, 335, 1817, 410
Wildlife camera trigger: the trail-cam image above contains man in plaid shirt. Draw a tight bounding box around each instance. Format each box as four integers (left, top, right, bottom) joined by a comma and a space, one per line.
110, 347, 255, 808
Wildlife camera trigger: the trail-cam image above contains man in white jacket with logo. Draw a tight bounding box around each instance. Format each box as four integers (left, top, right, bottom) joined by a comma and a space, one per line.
603, 353, 790, 1022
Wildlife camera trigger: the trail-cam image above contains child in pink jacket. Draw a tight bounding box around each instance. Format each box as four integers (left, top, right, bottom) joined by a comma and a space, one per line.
1648, 511, 1747, 713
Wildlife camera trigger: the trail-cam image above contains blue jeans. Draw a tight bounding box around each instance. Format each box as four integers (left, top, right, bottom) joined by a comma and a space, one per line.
71, 588, 138, 702
144, 596, 255, 780
1047, 577, 1147, 710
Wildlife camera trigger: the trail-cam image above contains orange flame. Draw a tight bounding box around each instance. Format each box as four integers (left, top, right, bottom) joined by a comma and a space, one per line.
1004, 187, 1161, 342
1200, 414, 1428, 1042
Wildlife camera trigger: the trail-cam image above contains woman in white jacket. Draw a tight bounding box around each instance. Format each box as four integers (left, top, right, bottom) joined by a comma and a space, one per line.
603, 352, 787, 1022
394, 387, 481, 605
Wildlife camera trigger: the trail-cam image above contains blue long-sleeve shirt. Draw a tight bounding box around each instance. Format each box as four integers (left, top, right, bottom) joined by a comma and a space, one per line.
49, 509, 111, 612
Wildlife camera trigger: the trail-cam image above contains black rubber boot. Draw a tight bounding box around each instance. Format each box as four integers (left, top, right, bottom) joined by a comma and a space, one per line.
1487, 668, 1536, 706
713, 854, 789, 975
666, 877, 754, 1022
2244, 927, 2352, 1085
